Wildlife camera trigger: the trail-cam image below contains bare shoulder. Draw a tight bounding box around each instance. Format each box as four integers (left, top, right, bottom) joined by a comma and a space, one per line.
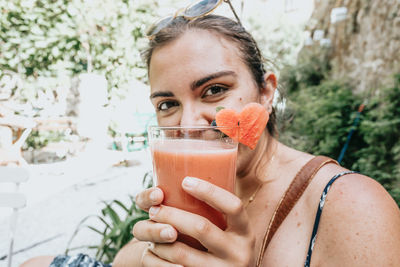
324, 171, 399, 215
312, 169, 400, 266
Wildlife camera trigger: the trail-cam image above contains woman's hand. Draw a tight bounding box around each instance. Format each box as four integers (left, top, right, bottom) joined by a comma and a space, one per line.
133, 177, 256, 267
135, 186, 179, 242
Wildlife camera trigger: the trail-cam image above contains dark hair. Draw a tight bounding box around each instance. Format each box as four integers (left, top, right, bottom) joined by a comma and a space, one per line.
142, 15, 277, 136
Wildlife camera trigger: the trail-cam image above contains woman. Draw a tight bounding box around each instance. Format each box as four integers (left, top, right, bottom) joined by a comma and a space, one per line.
111, 12, 400, 267
23, 8, 400, 267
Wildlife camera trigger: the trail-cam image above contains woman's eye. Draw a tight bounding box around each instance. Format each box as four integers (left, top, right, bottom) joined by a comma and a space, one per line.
202, 85, 228, 98
157, 101, 179, 111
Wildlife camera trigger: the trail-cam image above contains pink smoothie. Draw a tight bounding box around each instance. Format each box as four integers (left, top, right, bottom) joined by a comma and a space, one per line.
151, 139, 237, 249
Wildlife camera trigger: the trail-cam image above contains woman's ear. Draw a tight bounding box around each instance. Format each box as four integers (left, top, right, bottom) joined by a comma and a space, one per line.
260, 72, 277, 113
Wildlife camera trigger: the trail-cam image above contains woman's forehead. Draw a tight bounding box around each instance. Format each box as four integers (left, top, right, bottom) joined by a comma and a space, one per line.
149, 29, 245, 83
154, 29, 240, 54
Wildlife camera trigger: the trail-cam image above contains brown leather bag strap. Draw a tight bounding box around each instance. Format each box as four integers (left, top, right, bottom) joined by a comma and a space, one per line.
255, 156, 338, 266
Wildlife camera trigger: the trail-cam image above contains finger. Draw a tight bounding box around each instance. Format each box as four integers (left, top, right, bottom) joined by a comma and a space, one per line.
142, 244, 183, 267
181, 177, 249, 233
149, 205, 226, 255
136, 187, 164, 211
133, 219, 177, 243
150, 241, 221, 267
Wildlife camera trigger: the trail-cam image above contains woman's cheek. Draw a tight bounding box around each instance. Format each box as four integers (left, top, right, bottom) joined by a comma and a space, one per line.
157, 112, 181, 127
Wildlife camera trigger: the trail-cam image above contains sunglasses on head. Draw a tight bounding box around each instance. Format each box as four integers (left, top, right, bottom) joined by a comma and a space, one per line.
146, 0, 242, 38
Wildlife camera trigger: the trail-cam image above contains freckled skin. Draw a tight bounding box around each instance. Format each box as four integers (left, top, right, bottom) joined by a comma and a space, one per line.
110, 28, 400, 267
149, 30, 261, 125
148, 29, 400, 267
149, 30, 266, 172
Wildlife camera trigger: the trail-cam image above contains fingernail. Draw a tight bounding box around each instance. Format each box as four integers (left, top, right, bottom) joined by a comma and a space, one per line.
160, 228, 175, 240
147, 242, 155, 251
182, 177, 197, 188
149, 206, 160, 217
150, 190, 159, 201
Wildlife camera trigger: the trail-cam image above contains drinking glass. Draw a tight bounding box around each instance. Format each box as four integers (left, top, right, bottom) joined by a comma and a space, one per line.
148, 126, 238, 249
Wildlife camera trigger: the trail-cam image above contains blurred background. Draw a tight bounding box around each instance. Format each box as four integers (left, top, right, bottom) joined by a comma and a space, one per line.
0, 0, 399, 266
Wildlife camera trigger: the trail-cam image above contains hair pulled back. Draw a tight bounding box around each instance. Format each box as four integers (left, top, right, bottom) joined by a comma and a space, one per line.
142, 15, 277, 136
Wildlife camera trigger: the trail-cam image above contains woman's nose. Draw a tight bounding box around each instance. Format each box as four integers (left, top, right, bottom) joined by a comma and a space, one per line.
179, 105, 210, 126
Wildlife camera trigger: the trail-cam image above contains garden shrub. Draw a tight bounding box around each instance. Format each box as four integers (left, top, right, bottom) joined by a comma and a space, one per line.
280, 58, 400, 206
353, 74, 400, 203
66, 171, 153, 263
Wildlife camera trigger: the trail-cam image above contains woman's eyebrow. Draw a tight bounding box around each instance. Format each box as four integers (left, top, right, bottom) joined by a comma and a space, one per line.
190, 71, 237, 91
150, 91, 174, 99
149, 71, 236, 99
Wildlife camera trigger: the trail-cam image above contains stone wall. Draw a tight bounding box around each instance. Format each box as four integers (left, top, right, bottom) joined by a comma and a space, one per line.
302, 0, 400, 93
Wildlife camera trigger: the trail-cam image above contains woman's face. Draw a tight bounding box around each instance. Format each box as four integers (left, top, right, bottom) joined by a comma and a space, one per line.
149, 29, 262, 127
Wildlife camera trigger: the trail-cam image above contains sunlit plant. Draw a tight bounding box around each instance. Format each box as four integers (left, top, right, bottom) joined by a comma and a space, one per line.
66, 171, 153, 263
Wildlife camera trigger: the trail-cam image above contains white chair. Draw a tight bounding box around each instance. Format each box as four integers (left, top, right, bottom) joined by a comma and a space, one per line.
0, 166, 29, 267
0, 116, 35, 166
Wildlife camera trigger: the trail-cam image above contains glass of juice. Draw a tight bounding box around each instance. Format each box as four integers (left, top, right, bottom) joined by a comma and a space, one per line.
148, 126, 238, 250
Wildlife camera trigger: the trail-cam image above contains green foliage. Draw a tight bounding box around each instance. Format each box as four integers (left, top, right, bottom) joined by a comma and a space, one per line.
280, 55, 331, 94
280, 58, 400, 206
281, 80, 360, 160
25, 129, 67, 149
66, 171, 153, 263
0, 0, 157, 105
353, 74, 400, 198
